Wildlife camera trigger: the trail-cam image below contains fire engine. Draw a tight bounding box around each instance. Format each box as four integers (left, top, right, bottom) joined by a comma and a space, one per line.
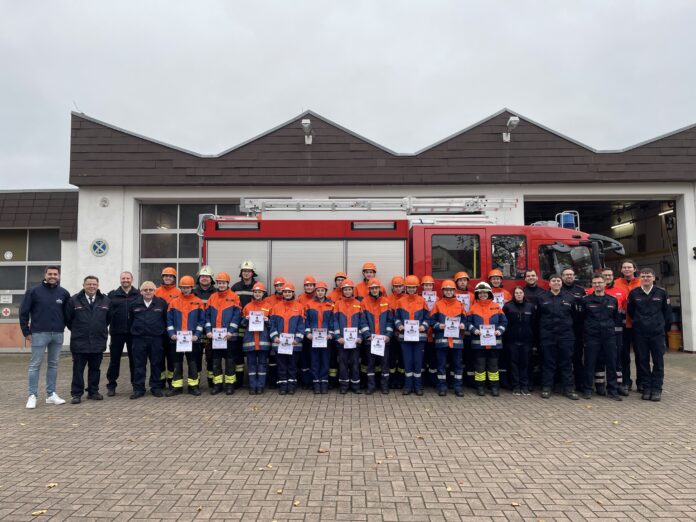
199, 198, 624, 291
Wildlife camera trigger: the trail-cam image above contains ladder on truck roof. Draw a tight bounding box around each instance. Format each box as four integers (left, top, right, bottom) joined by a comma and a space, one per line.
241, 196, 518, 214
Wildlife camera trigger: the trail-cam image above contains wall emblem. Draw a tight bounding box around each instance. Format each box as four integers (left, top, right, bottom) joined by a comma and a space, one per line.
91, 239, 109, 257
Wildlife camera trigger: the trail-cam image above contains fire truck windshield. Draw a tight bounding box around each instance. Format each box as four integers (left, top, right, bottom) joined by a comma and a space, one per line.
538, 244, 595, 287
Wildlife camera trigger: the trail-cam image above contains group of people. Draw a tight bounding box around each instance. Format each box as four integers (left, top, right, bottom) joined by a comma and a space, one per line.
20, 258, 671, 409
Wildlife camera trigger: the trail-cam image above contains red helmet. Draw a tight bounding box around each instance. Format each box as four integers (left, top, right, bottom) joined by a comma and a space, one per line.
404, 275, 420, 287
161, 267, 177, 277
421, 275, 435, 285
179, 275, 195, 287
282, 282, 296, 292
273, 276, 286, 287
441, 279, 457, 290
391, 275, 404, 286
215, 272, 231, 283
362, 262, 377, 272
453, 271, 470, 281
315, 281, 329, 290
252, 282, 266, 292
367, 278, 382, 288
488, 269, 504, 279
303, 275, 316, 285
340, 279, 355, 289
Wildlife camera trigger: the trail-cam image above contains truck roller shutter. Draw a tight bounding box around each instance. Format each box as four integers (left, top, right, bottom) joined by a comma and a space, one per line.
205, 240, 269, 286
269, 240, 343, 289
346, 240, 407, 292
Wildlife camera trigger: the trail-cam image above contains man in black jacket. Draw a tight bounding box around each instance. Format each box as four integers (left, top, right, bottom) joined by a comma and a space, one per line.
105, 271, 140, 396
66, 276, 112, 404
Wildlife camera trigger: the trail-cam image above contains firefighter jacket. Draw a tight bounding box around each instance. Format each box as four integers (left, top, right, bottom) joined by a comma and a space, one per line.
155, 284, 181, 305
454, 290, 475, 314
491, 287, 512, 307
65, 290, 112, 354
232, 279, 260, 309
167, 294, 205, 338
193, 284, 216, 306
522, 285, 545, 307
387, 292, 404, 311
270, 299, 305, 351
205, 290, 241, 336
328, 288, 343, 303
562, 283, 586, 303
615, 278, 641, 327
537, 291, 578, 342
429, 297, 466, 349
580, 293, 621, 339
627, 286, 672, 337
394, 294, 430, 342
241, 300, 272, 352
298, 292, 316, 310
129, 296, 168, 337
305, 297, 335, 337
587, 284, 627, 312
333, 297, 370, 344
263, 294, 284, 310
356, 281, 387, 300
468, 298, 507, 349
502, 300, 537, 345
362, 294, 394, 338
107, 286, 140, 335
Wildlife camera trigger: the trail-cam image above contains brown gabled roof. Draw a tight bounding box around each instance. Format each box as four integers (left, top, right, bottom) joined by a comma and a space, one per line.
69, 109, 696, 187
0, 190, 78, 240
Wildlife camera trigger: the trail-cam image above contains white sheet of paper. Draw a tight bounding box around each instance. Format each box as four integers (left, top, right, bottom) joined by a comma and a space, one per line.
444, 316, 461, 338
176, 330, 192, 352
370, 335, 386, 357
248, 311, 264, 332
455, 293, 471, 312
404, 320, 420, 342
480, 324, 497, 347
212, 328, 228, 349
493, 292, 506, 306
312, 328, 328, 348
422, 291, 437, 311
278, 333, 295, 355
343, 327, 358, 349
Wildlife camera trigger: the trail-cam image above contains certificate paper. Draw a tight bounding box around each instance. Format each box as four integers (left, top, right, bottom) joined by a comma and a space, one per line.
176, 330, 192, 352
480, 325, 497, 347
422, 291, 437, 312
312, 328, 328, 348
343, 327, 358, 349
248, 311, 264, 332
404, 320, 420, 342
278, 333, 295, 355
455, 293, 471, 312
444, 316, 461, 338
212, 328, 228, 349
493, 293, 506, 307
371, 335, 386, 357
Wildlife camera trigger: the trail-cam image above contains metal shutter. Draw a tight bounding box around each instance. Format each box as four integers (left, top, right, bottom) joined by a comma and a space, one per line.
205, 240, 269, 285
346, 240, 407, 291
270, 240, 344, 289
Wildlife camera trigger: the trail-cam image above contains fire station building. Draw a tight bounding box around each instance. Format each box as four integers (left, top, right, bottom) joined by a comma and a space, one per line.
1, 109, 695, 352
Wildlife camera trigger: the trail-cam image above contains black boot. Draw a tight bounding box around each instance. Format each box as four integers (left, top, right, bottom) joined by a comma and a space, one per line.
166, 388, 183, 397
188, 386, 201, 396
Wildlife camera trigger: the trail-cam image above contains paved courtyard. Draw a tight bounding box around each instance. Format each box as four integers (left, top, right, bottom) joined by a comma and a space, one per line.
1, 352, 696, 521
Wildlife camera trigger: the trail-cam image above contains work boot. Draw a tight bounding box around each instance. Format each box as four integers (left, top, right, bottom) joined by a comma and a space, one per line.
618, 386, 629, 396
609, 394, 623, 401
582, 391, 592, 400
188, 386, 202, 396
650, 391, 662, 402
151, 389, 164, 397
595, 384, 607, 396
455, 389, 464, 397
476, 387, 485, 397
402, 388, 411, 396
130, 391, 145, 400
541, 389, 551, 399
415, 389, 424, 396
438, 389, 447, 397
641, 390, 652, 401
210, 385, 222, 395
225, 385, 235, 396
564, 391, 579, 400
107, 388, 116, 397
490, 386, 500, 397
166, 388, 183, 397
381, 387, 389, 395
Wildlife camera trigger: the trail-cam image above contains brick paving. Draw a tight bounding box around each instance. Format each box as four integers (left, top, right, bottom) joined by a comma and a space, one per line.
2, 352, 696, 521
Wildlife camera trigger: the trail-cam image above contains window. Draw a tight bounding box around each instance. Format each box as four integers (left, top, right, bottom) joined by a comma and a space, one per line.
491, 235, 527, 279
538, 244, 594, 287
431, 234, 480, 279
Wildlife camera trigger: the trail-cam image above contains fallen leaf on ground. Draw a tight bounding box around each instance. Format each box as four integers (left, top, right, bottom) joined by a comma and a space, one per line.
386, 454, 394, 458
31, 510, 47, 516
267, 464, 273, 468
318, 448, 329, 453
584, 405, 592, 410
564, 440, 573, 444
416, 435, 424, 440
197, 506, 202, 511
293, 500, 300, 507
276, 489, 283, 494
596, 499, 604, 505
20, 423, 26, 426
446, 486, 452, 492
511, 502, 520, 507
46, 483, 58, 489
613, 421, 619, 425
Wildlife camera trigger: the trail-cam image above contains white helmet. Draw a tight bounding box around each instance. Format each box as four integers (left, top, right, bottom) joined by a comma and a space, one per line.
240, 260, 255, 271
198, 265, 214, 278
474, 282, 492, 294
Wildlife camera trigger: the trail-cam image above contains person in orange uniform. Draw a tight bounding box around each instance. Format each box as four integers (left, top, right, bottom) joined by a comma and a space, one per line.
269, 282, 305, 395
328, 272, 347, 303
420, 275, 438, 387
394, 275, 430, 395
430, 279, 467, 396
264, 276, 286, 387
333, 279, 369, 394
166, 276, 205, 396
468, 282, 507, 397
204, 272, 241, 395
305, 281, 334, 394
356, 262, 377, 300
387, 275, 406, 388
155, 267, 182, 388
614, 260, 642, 393
241, 282, 272, 394
362, 278, 394, 394
328, 272, 347, 386
454, 271, 475, 387
488, 269, 512, 307
298, 276, 316, 389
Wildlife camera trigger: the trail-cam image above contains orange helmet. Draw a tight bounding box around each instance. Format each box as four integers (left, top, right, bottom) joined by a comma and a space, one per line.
282, 282, 296, 292
340, 279, 355, 288
334, 271, 347, 280
488, 269, 504, 279
273, 276, 286, 287
362, 262, 377, 272
404, 275, 420, 287
367, 278, 382, 288
391, 275, 404, 286
303, 275, 316, 285
315, 281, 329, 290
161, 267, 177, 277
441, 279, 457, 290
453, 271, 470, 281
179, 275, 195, 287
252, 282, 266, 292
421, 275, 435, 285
215, 272, 231, 283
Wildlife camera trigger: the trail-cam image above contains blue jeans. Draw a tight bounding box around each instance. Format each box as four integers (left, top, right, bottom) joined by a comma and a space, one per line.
28, 332, 64, 396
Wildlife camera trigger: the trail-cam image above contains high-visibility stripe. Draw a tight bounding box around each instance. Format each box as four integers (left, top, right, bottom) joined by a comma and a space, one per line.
187, 376, 199, 386
487, 371, 499, 382
171, 378, 184, 388
474, 372, 486, 382
224, 374, 236, 384
213, 375, 223, 384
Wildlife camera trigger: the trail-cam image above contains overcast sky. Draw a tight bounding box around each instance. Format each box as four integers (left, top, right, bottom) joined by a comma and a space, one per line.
1, 1, 695, 190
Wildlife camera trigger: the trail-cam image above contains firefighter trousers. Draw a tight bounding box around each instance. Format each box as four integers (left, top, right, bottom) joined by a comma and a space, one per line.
211, 341, 236, 389
106, 333, 134, 391
172, 344, 200, 389
508, 342, 531, 391
474, 350, 500, 389
388, 336, 404, 388
436, 348, 462, 392
162, 334, 175, 383
277, 351, 299, 392
621, 327, 644, 389
132, 335, 164, 393
584, 335, 618, 395
541, 338, 575, 393
311, 347, 330, 390
338, 347, 361, 391
246, 351, 269, 391
634, 332, 666, 393
301, 339, 313, 388
401, 341, 424, 392
367, 344, 390, 391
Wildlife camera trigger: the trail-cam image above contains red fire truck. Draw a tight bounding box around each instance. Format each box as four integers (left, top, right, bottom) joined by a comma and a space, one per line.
200, 213, 623, 291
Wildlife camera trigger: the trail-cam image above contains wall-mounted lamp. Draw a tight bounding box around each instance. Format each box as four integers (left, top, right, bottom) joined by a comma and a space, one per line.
502, 116, 520, 143
611, 221, 634, 230
301, 118, 313, 145
658, 209, 674, 216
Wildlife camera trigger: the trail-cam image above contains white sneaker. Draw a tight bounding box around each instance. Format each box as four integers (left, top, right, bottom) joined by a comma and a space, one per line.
26, 395, 37, 409
46, 392, 66, 405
